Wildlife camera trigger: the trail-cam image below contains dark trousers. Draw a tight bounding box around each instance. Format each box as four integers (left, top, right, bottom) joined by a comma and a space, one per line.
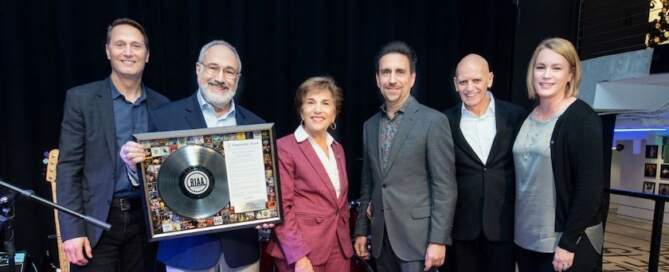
376, 230, 436, 272
72, 198, 155, 272
516, 237, 600, 272
453, 235, 514, 272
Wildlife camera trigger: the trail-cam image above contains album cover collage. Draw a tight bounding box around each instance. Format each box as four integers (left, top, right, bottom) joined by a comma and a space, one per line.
642, 144, 669, 194
138, 129, 280, 236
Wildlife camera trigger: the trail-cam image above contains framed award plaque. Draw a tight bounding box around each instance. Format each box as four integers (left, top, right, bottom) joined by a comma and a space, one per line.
133, 123, 282, 241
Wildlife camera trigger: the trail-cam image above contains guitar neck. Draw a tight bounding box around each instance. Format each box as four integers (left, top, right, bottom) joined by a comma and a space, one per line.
45, 149, 69, 272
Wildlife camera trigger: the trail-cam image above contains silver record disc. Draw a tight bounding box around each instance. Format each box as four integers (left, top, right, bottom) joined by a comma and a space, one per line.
157, 145, 229, 219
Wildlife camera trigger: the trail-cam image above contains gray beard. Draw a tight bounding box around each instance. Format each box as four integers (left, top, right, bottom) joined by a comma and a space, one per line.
200, 86, 236, 110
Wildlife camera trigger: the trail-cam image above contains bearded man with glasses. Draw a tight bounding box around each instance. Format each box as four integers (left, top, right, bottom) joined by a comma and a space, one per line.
120, 40, 269, 272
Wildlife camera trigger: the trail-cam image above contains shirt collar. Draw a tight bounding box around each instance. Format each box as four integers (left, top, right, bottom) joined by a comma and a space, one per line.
379, 95, 415, 116
294, 125, 334, 146
110, 82, 146, 104
197, 89, 236, 120
461, 91, 495, 117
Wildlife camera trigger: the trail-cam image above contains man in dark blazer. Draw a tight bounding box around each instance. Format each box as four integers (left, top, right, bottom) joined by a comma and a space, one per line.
444, 54, 525, 272
353, 41, 456, 272
57, 18, 169, 272
122, 40, 266, 272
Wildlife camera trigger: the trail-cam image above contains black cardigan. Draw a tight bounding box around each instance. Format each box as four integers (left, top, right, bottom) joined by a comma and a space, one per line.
549, 99, 605, 252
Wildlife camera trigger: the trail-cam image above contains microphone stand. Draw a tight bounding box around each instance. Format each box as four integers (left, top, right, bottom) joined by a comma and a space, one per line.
0, 179, 111, 231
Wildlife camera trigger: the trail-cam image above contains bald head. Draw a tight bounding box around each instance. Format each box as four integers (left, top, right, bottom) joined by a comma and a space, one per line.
453, 54, 494, 115
455, 54, 490, 78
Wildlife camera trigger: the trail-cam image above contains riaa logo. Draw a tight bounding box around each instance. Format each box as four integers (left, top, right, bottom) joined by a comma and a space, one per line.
184, 170, 209, 195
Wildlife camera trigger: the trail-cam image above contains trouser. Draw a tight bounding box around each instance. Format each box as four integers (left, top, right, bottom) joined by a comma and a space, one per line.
453, 234, 514, 272
165, 256, 259, 272
72, 197, 154, 272
375, 230, 438, 272
273, 241, 350, 272
516, 237, 600, 272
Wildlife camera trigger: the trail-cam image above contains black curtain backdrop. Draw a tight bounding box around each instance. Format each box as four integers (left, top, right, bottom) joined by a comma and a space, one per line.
0, 0, 519, 267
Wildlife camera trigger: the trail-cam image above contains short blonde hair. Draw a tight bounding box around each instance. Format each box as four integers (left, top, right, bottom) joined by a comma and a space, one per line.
526, 37, 581, 99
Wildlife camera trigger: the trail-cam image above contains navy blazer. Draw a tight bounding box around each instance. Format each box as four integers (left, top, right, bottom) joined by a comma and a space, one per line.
57, 78, 169, 246
152, 93, 265, 270
445, 99, 525, 242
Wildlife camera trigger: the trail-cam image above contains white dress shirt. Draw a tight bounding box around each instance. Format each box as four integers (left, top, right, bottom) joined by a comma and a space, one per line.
294, 125, 341, 198
460, 92, 497, 164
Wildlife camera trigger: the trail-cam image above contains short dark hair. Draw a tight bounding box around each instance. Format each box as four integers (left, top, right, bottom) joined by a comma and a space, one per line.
375, 41, 417, 73
295, 76, 343, 116
106, 18, 149, 49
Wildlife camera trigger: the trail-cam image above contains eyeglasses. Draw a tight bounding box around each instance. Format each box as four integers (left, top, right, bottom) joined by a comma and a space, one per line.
198, 62, 240, 80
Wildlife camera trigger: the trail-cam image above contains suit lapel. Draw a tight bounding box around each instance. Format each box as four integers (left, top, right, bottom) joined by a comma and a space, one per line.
235, 105, 253, 125
383, 100, 418, 176
144, 88, 161, 110
334, 143, 348, 204
98, 79, 117, 169
367, 113, 383, 179
185, 94, 207, 129
486, 102, 508, 165
452, 104, 484, 165
297, 139, 338, 203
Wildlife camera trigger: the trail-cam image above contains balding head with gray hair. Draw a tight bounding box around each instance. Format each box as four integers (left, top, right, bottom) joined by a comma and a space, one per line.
198, 40, 242, 73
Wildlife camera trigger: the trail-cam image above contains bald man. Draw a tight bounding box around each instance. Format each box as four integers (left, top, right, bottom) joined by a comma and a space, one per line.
444, 54, 525, 272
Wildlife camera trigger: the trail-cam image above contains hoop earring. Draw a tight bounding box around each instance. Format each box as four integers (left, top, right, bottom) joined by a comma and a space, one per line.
330, 122, 337, 130
300, 119, 304, 127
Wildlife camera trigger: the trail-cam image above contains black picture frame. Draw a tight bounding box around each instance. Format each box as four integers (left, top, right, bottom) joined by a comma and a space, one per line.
661, 164, 669, 179
646, 163, 658, 178
647, 145, 660, 159
643, 181, 656, 193
659, 183, 669, 196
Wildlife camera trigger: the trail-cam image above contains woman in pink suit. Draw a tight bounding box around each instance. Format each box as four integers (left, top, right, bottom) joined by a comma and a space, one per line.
267, 76, 353, 272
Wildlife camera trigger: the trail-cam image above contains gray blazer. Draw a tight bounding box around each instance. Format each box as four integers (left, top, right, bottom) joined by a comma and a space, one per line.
354, 96, 457, 261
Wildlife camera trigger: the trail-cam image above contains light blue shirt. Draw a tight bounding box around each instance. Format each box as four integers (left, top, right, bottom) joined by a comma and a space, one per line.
197, 90, 237, 128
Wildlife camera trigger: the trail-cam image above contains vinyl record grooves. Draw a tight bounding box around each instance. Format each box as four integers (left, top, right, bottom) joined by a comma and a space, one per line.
157, 145, 229, 219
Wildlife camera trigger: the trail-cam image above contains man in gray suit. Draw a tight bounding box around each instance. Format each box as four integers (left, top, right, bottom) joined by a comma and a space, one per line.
353, 41, 456, 272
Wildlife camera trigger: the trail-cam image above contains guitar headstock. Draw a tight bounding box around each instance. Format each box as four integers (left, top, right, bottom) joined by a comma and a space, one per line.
45, 149, 59, 183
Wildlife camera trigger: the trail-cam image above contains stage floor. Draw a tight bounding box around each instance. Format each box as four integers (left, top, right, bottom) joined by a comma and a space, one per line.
604, 210, 669, 271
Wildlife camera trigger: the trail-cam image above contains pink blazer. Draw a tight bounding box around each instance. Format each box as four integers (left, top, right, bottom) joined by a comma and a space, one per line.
266, 134, 353, 265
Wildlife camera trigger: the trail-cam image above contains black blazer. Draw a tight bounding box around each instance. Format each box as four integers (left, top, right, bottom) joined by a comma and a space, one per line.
152, 93, 266, 270
445, 99, 525, 242
57, 78, 169, 246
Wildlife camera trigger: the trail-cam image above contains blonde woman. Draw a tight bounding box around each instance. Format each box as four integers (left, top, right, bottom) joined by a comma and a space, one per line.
513, 38, 605, 272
